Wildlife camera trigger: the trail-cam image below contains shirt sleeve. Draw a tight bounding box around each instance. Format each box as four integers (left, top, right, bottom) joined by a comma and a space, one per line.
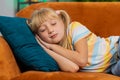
68, 21, 91, 45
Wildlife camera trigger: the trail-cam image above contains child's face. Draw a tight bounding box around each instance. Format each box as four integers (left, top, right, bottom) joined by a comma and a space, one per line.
37, 18, 65, 44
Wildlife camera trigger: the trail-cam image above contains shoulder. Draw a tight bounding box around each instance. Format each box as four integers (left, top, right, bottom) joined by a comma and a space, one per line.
68, 21, 87, 32
70, 21, 84, 28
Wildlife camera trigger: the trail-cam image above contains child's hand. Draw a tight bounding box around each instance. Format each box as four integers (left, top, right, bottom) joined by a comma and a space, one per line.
35, 34, 52, 49
35, 34, 46, 49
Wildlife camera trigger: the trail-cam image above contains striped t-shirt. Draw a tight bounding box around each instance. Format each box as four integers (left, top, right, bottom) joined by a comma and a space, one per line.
67, 21, 119, 72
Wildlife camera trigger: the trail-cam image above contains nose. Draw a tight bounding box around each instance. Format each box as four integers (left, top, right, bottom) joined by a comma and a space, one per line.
48, 26, 54, 34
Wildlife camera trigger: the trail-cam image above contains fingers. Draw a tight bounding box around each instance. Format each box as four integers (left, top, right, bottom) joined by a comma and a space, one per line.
35, 35, 46, 49
35, 34, 51, 49
35, 34, 43, 43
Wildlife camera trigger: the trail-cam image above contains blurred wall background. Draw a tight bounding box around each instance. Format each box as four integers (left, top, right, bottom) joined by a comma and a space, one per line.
0, 0, 16, 17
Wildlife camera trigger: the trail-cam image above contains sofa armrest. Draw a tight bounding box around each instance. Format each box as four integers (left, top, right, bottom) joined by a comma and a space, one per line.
0, 36, 20, 80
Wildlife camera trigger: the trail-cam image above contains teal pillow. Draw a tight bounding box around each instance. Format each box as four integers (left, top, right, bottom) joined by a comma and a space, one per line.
0, 16, 59, 72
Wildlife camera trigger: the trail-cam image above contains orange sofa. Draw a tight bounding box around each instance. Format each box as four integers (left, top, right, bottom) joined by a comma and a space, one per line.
0, 2, 120, 80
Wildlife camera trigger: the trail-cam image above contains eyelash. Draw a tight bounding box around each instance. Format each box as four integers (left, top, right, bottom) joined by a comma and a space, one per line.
51, 23, 56, 25
40, 22, 56, 32
40, 29, 46, 32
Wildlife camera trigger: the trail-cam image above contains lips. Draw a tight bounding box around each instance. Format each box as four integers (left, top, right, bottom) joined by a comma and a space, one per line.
50, 34, 57, 39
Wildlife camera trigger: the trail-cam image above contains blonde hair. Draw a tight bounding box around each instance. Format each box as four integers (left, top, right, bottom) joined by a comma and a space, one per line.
29, 8, 72, 50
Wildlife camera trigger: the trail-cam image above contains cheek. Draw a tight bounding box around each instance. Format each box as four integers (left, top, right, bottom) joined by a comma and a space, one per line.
38, 33, 48, 41
57, 23, 65, 31
59, 25, 65, 34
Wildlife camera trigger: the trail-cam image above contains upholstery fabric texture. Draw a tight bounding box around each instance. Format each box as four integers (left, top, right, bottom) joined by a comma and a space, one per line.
0, 16, 59, 72
12, 71, 120, 80
17, 2, 120, 37
0, 36, 20, 80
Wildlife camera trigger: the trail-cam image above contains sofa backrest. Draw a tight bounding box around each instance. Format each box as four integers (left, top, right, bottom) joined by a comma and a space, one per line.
16, 2, 120, 37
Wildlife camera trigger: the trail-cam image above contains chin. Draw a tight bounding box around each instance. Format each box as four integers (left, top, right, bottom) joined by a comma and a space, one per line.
52, 40, 60, 44
47, 38, 61, 44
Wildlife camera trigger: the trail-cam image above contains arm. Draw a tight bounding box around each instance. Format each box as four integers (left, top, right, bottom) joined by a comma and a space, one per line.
50, 38, 88, 67
35, 36, 79, 72
44, 48, 79, 72
38, 35, 88, 67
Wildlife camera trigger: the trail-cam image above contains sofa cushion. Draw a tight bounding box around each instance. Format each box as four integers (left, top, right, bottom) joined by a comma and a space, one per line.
12, 71, 120, 80
0, 16, 59, 72
0, 76, 9, 80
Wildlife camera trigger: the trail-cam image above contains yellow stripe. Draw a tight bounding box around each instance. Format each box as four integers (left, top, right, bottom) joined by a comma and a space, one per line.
87, 33, 97, 66
70, 21, 83, 30
97, 38, 112, 72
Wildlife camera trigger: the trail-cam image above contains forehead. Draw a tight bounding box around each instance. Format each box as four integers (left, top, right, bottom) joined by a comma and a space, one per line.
36, 12, 61, 28
41, 16, 59, 23
46, 17, 58, 22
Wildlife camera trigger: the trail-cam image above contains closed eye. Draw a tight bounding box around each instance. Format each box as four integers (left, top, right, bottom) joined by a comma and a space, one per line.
40, 29, 46, 32
51, 23, 56, 25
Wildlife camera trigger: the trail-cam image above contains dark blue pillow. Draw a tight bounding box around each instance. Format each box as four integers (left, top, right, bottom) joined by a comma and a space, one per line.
0, 16, 59, 72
